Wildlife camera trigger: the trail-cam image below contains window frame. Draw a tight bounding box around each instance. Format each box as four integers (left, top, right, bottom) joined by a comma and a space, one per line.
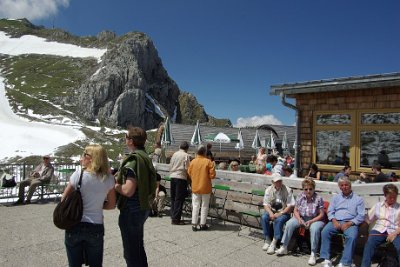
313, 111, 356, 172
313, 109, 400, 173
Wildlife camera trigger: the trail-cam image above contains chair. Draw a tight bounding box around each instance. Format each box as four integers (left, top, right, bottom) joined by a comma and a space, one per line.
209, 184, 230, 225
57, 168, 76, 186
0, 186, 16, 204
238, 189, 265, 235
31, 169, 71, 202
182, 189, 192, 220
239, 165, 249, 172
0, 172, 17, 204
40, 174, 65, 202
160, 176, 172, 207
248, 165, 257, 173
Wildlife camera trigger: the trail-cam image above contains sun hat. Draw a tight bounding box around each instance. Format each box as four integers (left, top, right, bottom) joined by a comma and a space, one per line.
272, 173, 282, 182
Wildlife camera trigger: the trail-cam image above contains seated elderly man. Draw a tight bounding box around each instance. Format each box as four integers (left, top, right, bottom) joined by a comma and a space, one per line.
361, 184, 400, 267
261, 173, 295, 254
15, 155, 54, 205
320, 176, 365, 267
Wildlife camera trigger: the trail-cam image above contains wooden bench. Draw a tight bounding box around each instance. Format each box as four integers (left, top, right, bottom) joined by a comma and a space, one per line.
156, 163, 396, 229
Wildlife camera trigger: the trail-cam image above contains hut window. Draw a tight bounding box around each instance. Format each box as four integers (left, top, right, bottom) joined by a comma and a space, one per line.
360, 131, 400, 169
314, 110, 400, 172
315, 130, 350, 166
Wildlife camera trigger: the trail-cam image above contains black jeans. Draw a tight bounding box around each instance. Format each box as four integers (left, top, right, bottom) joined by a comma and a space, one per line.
170, 178, 188, 221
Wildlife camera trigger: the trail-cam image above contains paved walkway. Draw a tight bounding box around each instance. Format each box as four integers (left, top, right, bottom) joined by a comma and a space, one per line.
0, 201, 375, 267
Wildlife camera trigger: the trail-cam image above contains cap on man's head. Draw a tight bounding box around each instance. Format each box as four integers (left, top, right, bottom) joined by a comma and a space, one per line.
272, 173, 282, 182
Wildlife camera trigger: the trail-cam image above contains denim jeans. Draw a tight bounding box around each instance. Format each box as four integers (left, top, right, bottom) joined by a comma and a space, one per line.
261, 212, 290, 240
119, 208, 150, 267
320, 221, 358, 266
361, 230, 400, 267
65, 222, 105, 267
281, 217, 325, 253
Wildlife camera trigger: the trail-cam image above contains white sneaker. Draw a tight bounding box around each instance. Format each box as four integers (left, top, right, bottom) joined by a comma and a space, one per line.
322, 260, 332, 267
307, 255, 316, 265
336, 264, 351, 267
262, 238, 271, 251
266, 243, 276, 254
276, 246, 288, 255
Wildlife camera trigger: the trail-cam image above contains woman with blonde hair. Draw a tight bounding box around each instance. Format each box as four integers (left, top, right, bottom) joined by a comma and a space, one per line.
276, 178, 325, 266
63, 144, 116, 267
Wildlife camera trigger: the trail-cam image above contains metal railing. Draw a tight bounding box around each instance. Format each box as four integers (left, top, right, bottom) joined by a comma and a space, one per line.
0, 163, 80, 201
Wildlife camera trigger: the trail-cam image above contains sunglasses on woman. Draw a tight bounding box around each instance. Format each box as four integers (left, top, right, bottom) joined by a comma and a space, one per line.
82, 152, 92, 158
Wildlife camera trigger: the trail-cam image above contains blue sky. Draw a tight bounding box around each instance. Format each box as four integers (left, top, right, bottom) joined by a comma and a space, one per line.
1, 0, 400, 127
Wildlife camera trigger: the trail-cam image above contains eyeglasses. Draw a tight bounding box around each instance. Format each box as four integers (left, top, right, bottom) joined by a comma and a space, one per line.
43, 157, 50, 160
303, 188, 314, 191
83, 152, 92, 158
232, 164, 239, 167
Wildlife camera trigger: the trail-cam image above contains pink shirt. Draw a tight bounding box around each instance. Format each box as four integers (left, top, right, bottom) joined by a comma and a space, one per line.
256, 153, 267, 165
368, 201, 400, 234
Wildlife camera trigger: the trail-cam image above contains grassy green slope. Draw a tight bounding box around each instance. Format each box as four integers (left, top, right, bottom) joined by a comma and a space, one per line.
0, 54, 97, 116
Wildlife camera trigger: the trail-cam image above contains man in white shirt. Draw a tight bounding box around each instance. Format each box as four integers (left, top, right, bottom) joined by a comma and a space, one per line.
169, 142, 191, 225
261, 173, 295, 254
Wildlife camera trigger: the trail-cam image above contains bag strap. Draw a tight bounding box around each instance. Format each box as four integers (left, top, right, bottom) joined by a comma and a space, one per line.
76, 169, 84, 191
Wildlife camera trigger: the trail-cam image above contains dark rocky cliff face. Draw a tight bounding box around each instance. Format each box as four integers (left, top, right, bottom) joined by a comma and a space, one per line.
76, 32, 180, 129
75, 31, 231, 129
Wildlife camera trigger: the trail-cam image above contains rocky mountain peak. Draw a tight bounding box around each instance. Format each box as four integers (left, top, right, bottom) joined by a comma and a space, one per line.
75, 32, 182, 129
75, 31, 231, 129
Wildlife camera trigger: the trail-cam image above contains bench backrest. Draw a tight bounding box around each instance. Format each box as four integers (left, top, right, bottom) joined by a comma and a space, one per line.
156, 163, 395, 213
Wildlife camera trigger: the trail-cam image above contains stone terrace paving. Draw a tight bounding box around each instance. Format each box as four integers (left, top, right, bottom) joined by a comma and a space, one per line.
0, 202, 380, 267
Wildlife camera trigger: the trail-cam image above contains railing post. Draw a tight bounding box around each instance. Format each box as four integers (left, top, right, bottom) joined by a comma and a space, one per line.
23, 162, 26, 182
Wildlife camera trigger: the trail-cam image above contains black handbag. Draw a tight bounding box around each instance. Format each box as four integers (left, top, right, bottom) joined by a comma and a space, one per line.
1, 173, 16, 188
53, 170, 84, 230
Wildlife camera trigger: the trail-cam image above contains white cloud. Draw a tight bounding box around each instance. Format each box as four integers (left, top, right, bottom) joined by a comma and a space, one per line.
0, 0, 70, 21
234, 114, 283, 128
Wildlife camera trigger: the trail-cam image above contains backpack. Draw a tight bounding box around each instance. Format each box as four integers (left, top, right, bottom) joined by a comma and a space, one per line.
378, 254, 399, 267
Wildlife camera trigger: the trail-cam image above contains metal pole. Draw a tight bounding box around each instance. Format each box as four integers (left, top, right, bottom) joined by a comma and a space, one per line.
23, 162, 26, 182
280, 92, 301, 177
